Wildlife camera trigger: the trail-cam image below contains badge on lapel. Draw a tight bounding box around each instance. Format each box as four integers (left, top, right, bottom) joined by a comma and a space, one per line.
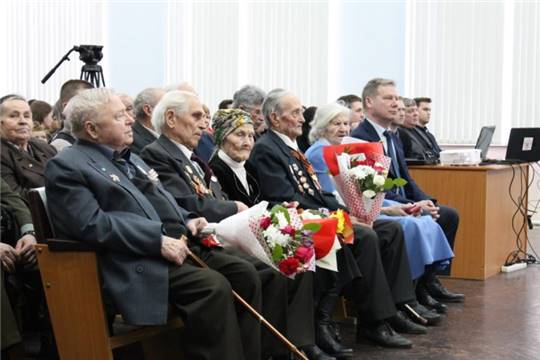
110, 174, 120, 183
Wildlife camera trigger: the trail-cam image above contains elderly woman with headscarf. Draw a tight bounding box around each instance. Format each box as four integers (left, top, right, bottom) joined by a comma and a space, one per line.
305, 102, 454, 315
209, 109, 261, 207
0, 95, 57, 198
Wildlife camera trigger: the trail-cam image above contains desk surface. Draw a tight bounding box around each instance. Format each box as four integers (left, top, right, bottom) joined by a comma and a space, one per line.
409, 163, 527, 171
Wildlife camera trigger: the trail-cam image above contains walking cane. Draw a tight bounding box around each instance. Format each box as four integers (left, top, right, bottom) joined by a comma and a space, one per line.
187, 249, 309, 360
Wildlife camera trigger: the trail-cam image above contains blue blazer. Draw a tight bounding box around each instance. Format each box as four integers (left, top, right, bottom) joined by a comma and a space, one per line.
350, 120, 432, 203
45, 140, 189, 325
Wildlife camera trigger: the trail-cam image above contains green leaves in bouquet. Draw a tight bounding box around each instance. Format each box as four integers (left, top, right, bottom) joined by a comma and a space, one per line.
272, 244, 284, 262
384, 177, 408, 190
302, 222, 321, 233
269, 204, 290, 223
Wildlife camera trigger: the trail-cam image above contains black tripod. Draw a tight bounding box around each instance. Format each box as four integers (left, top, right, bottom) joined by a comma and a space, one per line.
42, 45, 106, 88
80, 64, 105, 87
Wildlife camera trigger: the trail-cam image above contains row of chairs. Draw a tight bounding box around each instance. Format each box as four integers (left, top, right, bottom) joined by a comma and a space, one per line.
27, 188, 184, 359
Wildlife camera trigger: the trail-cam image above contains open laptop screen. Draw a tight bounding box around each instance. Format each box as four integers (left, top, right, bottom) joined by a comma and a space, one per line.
475, 126, 496, 161
505, 127, 540, 162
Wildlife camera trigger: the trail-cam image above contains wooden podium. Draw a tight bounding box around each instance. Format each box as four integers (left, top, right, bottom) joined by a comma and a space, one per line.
409, 164, 529, 280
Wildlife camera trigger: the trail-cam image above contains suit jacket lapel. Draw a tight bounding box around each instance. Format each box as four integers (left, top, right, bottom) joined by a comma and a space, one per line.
75, 143, 161, 221
361, 120, 382, 143
156, 135, 211, 196
267, 131, 324, 203
133, 121, 157, 144
129, 154, 186, 222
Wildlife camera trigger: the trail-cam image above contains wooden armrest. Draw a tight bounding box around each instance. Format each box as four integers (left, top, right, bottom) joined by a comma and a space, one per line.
46, 238, 98, 252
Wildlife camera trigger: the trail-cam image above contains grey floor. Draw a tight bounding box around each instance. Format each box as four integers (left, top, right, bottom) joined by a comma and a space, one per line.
340, 225, 540, 360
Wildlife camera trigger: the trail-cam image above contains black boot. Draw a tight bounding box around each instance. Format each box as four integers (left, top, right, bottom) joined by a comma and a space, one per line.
425, 273, 465, 303
416, 282, 448, 314
316, 294, 353, 359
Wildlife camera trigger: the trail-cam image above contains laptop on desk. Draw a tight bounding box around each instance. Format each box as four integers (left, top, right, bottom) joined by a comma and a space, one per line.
475, 126, 496, 161
505, 127, 540, 163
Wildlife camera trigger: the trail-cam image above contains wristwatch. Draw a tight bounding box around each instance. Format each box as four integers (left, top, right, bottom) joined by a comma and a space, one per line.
21, 230, 36, 237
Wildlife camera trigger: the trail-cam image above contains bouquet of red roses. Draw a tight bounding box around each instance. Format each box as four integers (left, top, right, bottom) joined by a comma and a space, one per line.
249, 204, 318, 277
323, 142, 405, 224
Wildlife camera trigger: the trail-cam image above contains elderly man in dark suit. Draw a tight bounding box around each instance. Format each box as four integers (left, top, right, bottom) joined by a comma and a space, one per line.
45, 88, 264, 360
131, 87, 165, 154
350, 78, 464, 309
249, 89, 432, 349
140, 90, 331, 360
0, 95, 57, 199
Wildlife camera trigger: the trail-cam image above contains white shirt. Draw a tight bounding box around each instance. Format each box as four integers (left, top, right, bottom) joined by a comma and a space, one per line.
364, 118, 388, 153
171, 139, 193, 160
171, 139, 206, 177
218, 150, 250, 194
271, 129, 299, 151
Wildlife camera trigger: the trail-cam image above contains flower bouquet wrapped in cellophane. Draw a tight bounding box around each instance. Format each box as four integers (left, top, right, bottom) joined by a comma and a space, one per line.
323, 142, 406, 224
212, 201, 318, 277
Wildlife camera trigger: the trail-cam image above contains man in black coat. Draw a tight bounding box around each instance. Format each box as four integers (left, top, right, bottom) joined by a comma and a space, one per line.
131, 87, 165, 154
249, 89, 431, 349
141, 90, 331, 360
396, 98, 438, 162
415, 97, 442, 157
350, 78, 464, 309
45, 88, 263, 360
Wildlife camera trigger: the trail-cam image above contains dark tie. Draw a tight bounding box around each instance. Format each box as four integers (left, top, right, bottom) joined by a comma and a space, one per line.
383, 131, 405, 197
113, 149, 136, 179
190, 153, 213, 184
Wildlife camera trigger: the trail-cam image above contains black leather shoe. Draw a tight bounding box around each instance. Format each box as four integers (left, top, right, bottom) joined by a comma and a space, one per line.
416, 283, 448, 314
405, 302, 443, 326
388, 310, 427, 334
300, 344, 336, 360
357, 321, 413, 349
316, 323, 353, 358
426, 278, 465, 303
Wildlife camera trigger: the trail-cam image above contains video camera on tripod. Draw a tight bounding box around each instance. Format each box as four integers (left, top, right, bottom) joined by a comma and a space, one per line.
41, 45, 106, 87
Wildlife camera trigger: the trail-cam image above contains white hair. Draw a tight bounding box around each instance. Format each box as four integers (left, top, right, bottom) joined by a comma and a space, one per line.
64, 88, 116, 138
163, 82, 197, 94
308, 102, 350, 144
151, 90, 199, 134
261, 88, 293, 128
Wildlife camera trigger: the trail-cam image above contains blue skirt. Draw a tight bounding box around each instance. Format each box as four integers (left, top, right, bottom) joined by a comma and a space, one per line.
378, 199, 454, 280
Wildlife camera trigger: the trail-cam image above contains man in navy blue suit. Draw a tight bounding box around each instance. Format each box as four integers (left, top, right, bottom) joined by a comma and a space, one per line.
350, 78, 465, 310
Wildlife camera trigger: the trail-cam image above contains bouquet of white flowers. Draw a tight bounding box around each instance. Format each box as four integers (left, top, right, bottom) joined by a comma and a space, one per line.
323, 142, 405, 224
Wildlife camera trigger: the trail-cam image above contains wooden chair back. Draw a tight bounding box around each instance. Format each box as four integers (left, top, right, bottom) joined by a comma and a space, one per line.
28, 188, 183, 359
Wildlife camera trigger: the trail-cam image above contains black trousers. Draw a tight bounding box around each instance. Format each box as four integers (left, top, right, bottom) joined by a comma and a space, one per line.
169, 257, 245, 360
343, 220, 415, 324
201, 247, 263, 360
226, 248, 315, 357
437, 205, 459, 250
